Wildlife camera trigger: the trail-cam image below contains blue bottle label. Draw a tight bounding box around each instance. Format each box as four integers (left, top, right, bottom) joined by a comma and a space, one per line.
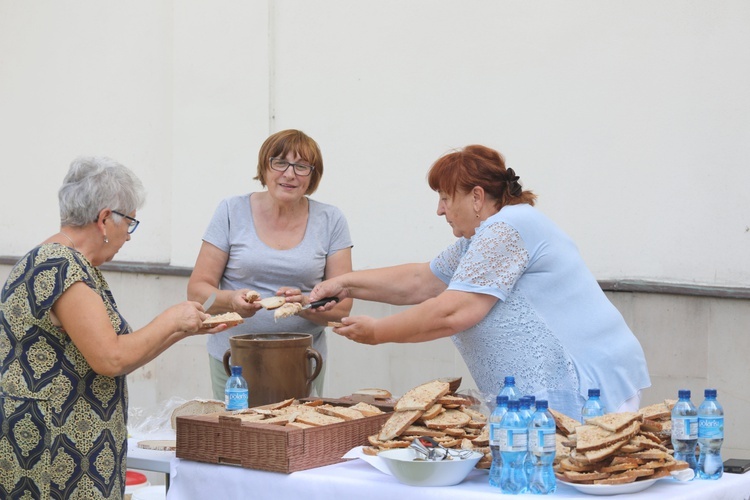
490, 422, 501, 446
529, 428, 556, 454
499, 429, 528, 452
673, 416, 698, 439
225, 388, 249, 410
698, 416, 724, 439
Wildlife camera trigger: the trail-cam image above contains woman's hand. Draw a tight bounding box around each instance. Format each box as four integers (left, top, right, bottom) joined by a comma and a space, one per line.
170, 301, 228, 334
309, 278, 348, 303
277, 286, 305, 305
329, 315, 378, 345
231, 289, 263, 317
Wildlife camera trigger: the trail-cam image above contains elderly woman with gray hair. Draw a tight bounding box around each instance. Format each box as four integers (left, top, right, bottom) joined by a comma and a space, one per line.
0, 157, 226, 499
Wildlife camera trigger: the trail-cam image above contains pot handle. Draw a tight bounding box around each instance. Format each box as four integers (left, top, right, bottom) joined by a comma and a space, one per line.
306, 347, 323, 383
222, 349, 232, 376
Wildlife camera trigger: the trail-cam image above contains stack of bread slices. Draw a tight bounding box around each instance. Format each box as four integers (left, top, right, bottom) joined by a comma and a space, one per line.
550, 409, 689, 485
364, 379, 491, 468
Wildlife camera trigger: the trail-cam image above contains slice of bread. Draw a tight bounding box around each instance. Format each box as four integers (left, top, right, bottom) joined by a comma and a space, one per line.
549, 408, 581, 436
315, 405, 364, 421
422, 409, 472, 429
274, 302, 302, 320
576, 421, 641, 452
378, 409, 423, 441
586, 412, 642, 433
295, 412, 345, 427
245, 290, 261, 302
638, 402, 671, 420
394, 380, 450, 411
353, 388, 392, 399
259, 296, 285, 309
202, 312, 244, 328
348, 402, 384, 417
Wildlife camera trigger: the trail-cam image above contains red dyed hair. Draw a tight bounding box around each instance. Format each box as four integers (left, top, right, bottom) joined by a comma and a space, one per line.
427, 145, 536, 209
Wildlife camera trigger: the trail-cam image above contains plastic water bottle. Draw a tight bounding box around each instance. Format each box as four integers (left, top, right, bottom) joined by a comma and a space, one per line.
489, 395, 509, 488
500, 376, 521, 401
697, 389, 724, 479
519, 396, 534, 478
528, 400, 557, 495
225, 366, 249, 410
581, 388, 605, 423
672, 389, 698, 473
499, 399, 528, 494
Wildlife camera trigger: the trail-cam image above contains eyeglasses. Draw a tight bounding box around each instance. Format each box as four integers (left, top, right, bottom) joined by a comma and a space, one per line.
269, 157, 315, 177
112, 210, 140, 234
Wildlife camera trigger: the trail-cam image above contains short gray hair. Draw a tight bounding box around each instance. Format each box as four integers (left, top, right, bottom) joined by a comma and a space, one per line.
59, 156, 146, 227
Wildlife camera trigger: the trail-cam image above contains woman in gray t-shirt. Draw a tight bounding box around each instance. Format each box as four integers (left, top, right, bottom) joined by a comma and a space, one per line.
188, 130, 353, 399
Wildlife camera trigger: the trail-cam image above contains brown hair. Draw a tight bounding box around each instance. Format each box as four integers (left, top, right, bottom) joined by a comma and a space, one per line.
254, 129, 324, 195
427, 144, 536, 209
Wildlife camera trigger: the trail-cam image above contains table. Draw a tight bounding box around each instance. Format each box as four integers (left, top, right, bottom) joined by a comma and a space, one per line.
166, 457, 750, 499
126, 438, 174, 490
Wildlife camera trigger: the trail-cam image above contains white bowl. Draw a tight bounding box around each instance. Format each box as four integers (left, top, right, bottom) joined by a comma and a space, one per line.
378, 448, 483, 487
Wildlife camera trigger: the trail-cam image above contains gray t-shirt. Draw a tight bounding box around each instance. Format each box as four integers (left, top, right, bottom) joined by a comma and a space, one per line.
203, 193, 353, 361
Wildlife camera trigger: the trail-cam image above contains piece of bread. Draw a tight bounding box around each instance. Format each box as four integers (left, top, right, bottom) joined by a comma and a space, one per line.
328, 321, 344, 328
170, 399, 226, 429
274, 302, 302, 320
586, 412, 642, 433
378, 409, 423, 441
316, 405, 364, 421
637, 402, 671, 420
576, 421, 641, 452
348, 402, 384, 417
549, 408, 581, 436
137, 439, 177, 451
421, 403, 444, 420
394, 380, 450, 411
423, 409, 472, 429
401, 425, 447, 438
245, 290, 261, 302
353, 388, 392, 399
259, 296, 285, 309
202, 312, 244, 328
562, 470, 611, 483
295, 412, 345, 426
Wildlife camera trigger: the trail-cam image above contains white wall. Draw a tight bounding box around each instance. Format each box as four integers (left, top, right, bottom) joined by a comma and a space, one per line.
2, 1, 749, 285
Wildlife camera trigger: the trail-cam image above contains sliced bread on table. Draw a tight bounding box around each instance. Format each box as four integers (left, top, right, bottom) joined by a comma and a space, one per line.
378, 409, 423, 441
171, 399, 226, 429
394, 380, 450, 411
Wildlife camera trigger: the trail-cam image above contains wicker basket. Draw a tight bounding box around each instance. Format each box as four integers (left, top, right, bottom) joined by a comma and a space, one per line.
175, 411, 390, 473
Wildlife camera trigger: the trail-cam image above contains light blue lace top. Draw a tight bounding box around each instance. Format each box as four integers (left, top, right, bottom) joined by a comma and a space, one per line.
430, 204, 650, 418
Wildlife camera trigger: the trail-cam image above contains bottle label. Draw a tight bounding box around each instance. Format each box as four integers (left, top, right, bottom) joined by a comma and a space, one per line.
225, 388, 249, 410
529, 428, 556, 454
499, 428, 528, 452
698, 416, 724, 439
490, 422, 501, 446
672, 416, 698, 439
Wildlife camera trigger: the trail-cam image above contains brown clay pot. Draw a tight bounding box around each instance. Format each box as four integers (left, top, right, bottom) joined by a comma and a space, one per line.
223, 333, 322, 407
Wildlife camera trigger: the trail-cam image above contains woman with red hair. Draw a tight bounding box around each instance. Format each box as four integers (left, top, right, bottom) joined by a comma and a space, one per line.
311, 144, 650, 418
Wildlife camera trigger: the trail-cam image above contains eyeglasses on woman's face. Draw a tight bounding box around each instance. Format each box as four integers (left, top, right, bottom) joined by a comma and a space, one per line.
111, 210, 140, 234
269, 157, 315, 177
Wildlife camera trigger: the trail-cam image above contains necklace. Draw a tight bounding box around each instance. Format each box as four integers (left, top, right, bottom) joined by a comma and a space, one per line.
59, 231, 78, 251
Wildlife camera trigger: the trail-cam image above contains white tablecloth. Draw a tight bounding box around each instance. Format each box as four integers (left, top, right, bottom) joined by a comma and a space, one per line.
166, 456, 750, 500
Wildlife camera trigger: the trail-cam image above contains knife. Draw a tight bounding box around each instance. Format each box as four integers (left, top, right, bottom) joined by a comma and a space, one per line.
202, 292, 217, 311
301, 297, 340, 310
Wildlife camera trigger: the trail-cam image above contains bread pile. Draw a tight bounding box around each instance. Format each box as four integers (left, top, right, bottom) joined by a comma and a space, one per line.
638, 399, 676, 445
364, 379, 491, 469
550, 409, 689, 485
219, 397, 385, 428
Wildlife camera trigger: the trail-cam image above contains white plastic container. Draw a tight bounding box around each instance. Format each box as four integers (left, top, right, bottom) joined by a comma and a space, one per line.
132, 485, 166, 500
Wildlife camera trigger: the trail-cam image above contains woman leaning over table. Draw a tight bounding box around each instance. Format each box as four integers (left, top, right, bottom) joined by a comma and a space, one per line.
311, 144, 651, 419
0, 156, 226, 499
188, 129, 353, 400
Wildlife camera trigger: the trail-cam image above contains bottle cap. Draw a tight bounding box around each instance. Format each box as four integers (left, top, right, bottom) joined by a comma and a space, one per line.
496, 395, 509, 405
535, 400, 548, 410
588, 388, 600, 397
704, 389, 717, 398
504, 376, 515, 385
507, 399, 520, 411
231, 365, 243, 376
678, 389, 691, 399
519, 396, 532, 408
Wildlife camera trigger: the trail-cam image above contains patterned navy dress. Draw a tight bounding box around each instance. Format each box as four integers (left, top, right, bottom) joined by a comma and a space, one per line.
0, 244, 129, 499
